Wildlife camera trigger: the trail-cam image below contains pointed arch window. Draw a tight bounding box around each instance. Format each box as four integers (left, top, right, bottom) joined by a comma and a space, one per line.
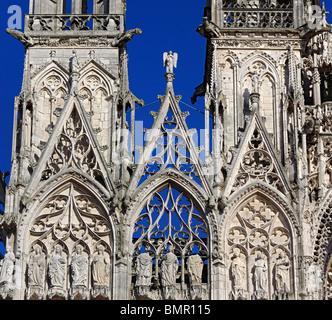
131, 184, 209, 300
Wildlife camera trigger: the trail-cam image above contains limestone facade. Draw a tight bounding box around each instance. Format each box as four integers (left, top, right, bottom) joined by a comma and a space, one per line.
0, 0, 331, 300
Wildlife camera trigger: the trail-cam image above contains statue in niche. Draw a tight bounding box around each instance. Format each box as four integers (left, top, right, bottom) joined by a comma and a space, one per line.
274, 251, 290, 293
135, 253, 153, 286
231, 251, 246, 290
161, 245, 179, 287
48, 246, 66, 288
187, 255, 204, 285
163, 51, 178, 74
28, 246, 46, 287
251, 71, 260, 93
70, 50, 80, 73
253, 253, 267, 292
71, 246, 88, 287
0, 246, 15, 285
92, 247, 109, 287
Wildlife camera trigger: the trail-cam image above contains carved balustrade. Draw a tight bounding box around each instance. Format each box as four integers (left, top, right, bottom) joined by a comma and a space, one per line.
25, 14, 124, 33
220, 2, 293, 29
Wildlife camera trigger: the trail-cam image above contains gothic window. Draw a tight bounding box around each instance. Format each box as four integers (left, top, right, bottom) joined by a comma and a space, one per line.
131, 185, 209, 300
28, 183, 113, 300
227, 194, 293, 300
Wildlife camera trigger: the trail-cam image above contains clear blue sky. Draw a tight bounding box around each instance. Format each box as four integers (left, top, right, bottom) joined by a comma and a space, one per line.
0, 0, 331, 176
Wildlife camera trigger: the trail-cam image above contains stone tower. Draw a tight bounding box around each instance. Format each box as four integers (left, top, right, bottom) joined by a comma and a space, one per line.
1, 0, 143, 300
0, 0, 331, 301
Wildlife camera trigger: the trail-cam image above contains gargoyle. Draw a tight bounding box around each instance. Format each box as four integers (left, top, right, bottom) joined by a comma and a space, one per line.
111, 28, 142, 47
197, 17, 221, 39
6, 28, 34, 48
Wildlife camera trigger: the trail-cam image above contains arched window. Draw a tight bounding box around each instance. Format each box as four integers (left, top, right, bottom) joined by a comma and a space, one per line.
131, 184, 209, 300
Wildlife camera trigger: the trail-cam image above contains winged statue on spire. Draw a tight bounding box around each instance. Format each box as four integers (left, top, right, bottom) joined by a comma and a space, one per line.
163, 51, 178, 74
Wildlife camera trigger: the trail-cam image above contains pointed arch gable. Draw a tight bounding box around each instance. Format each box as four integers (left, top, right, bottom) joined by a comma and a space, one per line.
126, 89, 212, 199
24, 96, 116, 200
32, 61, 70, 88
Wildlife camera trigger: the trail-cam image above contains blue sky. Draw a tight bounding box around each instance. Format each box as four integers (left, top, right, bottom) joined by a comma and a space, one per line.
0, 0, 331, 176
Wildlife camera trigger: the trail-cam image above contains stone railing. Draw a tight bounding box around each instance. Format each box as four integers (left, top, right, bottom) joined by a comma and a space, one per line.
25, 14, 124, 33
221, 7, 294, 29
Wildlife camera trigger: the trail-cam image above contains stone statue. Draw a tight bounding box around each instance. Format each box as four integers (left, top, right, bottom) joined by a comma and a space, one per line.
187, 254, 204, 285
231, 251, 246, 289
253, 253, 267, 291
163, 51, 178, 74
92, 247, 109, 287
252, 71, 260, 93
71, 246, 88, 287
70, 50, 80, 73
0, 246, 15, 285
135, 253, 153, 286
161, 245, 179, 287
28, 247, 45, 287
275, 251, 290, 292
48, 246, 66, 288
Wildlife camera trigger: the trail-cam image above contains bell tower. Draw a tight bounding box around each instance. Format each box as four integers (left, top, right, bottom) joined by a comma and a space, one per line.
1, 0, 142, 300
195, 0, 332, 300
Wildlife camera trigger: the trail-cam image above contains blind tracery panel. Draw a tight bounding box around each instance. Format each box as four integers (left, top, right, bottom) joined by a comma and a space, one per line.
227, 195, 293, 300
27, 183, 112, 300
132, 184, 209, 300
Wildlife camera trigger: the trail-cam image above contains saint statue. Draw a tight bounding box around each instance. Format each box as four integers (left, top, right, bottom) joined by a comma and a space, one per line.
275, 251, 290, 292
253, 253, 267, 291
163, 51, 178, 74
187, 254, 204, 285
231, 251, 246, 289
0, 246, 15, 285
92, 247, 109, 287
135, 253, 153, 286
71, 246, 88, 287
48, 246, 66, 288
161, 245, 179, 287
252, 71, 260, 93
28, 247, 46, 287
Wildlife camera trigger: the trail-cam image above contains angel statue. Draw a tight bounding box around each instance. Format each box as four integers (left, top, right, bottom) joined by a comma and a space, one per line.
163, 51, 178, 74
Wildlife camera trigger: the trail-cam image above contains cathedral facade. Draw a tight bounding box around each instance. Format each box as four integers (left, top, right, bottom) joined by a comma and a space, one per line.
0, 0, 331, 300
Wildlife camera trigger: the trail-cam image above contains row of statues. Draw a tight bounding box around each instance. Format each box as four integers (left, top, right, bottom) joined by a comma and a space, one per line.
231, 251, 290, 299
135, 245, 204, 288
